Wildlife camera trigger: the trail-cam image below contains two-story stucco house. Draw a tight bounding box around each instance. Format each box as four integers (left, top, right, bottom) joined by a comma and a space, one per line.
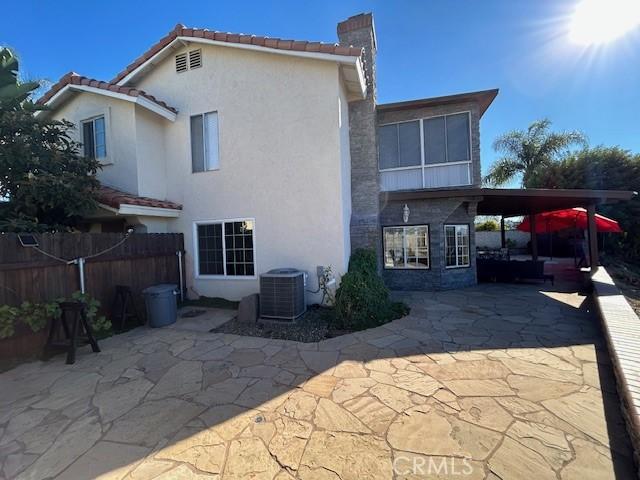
38, 13, 500, 301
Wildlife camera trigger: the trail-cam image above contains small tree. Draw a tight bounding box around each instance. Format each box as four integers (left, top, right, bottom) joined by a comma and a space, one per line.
475, 219, 500, 231
528, 146, 640, 260
0, 48, 101, 232
484, 119, 586, 188
333, 249, 408, 330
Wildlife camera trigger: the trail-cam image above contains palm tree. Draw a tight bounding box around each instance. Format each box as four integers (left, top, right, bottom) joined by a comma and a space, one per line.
484, 119, 587, 187
0, 48, 39, 110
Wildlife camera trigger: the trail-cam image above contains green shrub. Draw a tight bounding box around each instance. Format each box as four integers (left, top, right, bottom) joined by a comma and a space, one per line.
333, 248, 409, 330
0, 292, 111, 340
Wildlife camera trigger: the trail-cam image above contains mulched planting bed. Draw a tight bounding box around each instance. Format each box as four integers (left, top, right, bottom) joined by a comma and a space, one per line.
211, 305, 351, 342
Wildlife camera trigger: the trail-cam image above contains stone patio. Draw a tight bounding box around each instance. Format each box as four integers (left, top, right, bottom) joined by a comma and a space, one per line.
0, 275, 636, 479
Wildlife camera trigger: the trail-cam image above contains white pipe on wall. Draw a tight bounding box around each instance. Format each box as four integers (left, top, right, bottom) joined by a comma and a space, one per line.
177, 251, 184, 302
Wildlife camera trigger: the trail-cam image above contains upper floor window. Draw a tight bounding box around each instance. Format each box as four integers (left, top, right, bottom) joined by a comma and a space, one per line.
191, 111, 219, 173
82, 116, 106, 159
378, 112, 472, 191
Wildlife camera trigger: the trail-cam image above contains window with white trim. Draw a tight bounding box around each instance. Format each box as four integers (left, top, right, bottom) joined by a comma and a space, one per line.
378, 112, 472, 191
196, 219, 255, 276
191, 111, 219, 172
445, 224, 470, 268
383, 225, 429, 269
82, 116, 106, 159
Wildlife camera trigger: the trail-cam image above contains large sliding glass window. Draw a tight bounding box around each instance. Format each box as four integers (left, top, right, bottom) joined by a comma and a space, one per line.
444, 224, 470, 268
383, 225, 429, 269
195, 219, 255, 277
378, 112, 472, 191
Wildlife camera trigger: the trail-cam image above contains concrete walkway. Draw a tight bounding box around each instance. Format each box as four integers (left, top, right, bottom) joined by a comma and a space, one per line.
0, 279, 635, 479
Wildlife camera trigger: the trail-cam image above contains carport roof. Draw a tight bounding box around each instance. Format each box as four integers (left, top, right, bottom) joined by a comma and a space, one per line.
382, 188, 637, 216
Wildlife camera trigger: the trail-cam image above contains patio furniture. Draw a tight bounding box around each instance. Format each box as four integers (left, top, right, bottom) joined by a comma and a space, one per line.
111, 285, 141, 331
45, 301, 100, 364
477, 259, 554, 285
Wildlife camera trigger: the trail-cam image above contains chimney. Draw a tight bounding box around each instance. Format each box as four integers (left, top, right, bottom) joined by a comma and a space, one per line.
337, 13, 376, 100
337, 13, 380, 253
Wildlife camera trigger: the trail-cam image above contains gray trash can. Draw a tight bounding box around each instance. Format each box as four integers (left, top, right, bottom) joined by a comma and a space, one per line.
142, 284, 178, 327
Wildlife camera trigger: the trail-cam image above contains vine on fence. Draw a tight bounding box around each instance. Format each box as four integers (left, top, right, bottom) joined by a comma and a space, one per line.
0, 292, 111, 339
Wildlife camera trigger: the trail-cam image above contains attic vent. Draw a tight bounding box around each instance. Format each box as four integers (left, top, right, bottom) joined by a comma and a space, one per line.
175, 53, 188, 73
189, 49, 202, 69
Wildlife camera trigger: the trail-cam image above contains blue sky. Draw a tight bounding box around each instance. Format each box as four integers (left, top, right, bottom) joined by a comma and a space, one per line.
4, 0, 639, 177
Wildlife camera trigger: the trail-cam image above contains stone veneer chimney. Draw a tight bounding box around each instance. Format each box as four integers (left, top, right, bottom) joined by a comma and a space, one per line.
337, 13, 380, 253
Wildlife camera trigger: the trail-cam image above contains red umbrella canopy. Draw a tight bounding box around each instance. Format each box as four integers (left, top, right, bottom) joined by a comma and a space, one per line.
517, 208, 622, 233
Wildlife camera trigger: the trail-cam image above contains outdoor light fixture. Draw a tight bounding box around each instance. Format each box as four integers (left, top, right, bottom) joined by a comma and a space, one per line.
403, 204, 410, 223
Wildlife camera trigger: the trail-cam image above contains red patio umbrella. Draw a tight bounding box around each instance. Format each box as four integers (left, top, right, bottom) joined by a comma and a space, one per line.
517, 207, 622, 262
517, 208, 623, 233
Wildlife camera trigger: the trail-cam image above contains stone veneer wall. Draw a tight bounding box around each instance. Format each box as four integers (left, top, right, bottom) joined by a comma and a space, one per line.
379, 196, 479, 290
591, 267, 640, 476
337, 14, 381, 252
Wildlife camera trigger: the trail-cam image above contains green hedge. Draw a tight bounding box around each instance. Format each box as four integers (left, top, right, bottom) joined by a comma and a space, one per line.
333, 249, 408, 330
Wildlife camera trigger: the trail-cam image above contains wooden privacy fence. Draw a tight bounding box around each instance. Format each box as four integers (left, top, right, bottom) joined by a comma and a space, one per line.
0, 233, 185, 359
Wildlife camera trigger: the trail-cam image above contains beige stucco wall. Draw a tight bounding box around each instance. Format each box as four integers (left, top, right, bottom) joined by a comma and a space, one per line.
134, 105, 168, 200
51, 93, 140, 194
338, 81, 353, 270
130, 43, 351, 302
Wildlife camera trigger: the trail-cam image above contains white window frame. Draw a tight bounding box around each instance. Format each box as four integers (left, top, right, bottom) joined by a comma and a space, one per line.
190, 111, 220, 173
378, 111, 473, 187
444, 224, 470, 269
383, 225, 430, 270
81, 114, 108, 160
193, 218, 256, 280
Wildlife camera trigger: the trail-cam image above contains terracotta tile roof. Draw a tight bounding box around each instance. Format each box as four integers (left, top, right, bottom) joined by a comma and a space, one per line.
97, 185, 182, 211
111, 23, 364, 84
38, 72, 177, 114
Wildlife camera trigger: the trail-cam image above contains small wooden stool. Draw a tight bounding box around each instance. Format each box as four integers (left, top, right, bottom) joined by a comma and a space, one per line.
110, 285, 140, 331
45, 301, 100, 364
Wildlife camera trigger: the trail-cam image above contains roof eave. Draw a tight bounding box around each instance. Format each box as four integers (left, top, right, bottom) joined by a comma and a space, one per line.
98, 203, 182, 218
377, 89, 500, 117
37, 84, 177, 122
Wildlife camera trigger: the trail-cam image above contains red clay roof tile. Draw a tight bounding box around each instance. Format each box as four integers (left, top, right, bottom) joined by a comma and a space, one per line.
96, 185, 182, 211
38, 73, 177, 114
110, 25, 363, 84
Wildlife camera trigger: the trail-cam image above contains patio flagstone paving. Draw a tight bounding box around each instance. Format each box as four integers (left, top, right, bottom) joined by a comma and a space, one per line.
0, 277, 636, 479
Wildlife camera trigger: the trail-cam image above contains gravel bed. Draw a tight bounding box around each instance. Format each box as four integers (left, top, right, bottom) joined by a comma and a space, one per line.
212, 305, 346, 342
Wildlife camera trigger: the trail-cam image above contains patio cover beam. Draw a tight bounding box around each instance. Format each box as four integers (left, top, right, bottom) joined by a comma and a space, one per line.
382, 188, 637, 217
530, 213, 538, 261
587, 204, 599, 271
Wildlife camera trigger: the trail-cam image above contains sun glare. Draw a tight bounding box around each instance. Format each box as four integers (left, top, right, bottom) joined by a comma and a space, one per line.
569, 0, 640, 45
